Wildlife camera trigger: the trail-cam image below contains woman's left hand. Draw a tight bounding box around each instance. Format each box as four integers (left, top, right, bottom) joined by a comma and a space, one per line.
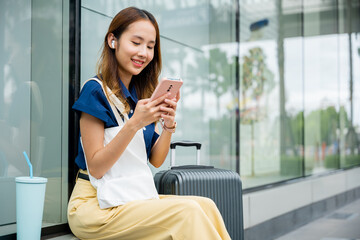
160, 91, 180, 129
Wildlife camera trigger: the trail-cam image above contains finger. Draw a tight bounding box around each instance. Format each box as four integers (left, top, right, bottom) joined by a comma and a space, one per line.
152, 104, 168, 115
164, 99, 177, 109
149, 92, 170, 107
153, 108, 167, 117
160, 106, 175, 116
137, 99, 150, 106
154, 112, 167, 121
161, 113, 174, 122
158, 102, 169, 108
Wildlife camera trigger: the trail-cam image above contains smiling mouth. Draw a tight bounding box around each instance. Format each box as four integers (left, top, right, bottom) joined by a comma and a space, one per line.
132, 59, 144, 67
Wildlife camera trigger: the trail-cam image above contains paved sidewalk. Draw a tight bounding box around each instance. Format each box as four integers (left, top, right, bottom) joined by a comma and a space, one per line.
43, 234, 77, 240
275, 198, 360, 240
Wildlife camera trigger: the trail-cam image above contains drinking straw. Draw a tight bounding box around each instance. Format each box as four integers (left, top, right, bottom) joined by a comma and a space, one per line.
23, 151, 33, 178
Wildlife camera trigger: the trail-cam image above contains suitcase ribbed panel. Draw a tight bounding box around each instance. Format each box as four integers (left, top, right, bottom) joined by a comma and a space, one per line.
155, 168, 244, 240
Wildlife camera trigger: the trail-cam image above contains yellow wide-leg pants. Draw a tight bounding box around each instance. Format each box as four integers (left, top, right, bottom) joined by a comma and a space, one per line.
68, 172, 231, 240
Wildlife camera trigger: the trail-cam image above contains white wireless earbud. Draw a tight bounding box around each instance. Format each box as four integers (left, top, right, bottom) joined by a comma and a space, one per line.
111, 40, 115, 49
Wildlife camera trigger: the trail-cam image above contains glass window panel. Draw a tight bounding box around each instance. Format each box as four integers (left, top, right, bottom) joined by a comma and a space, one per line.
0, 0, 31, 227
304, 0, 339, 175
159, 38, 211, 168
350, 0, 360, 167
0, 0, 69, 235
207, 0, 237, 170
80, 6, 111, 85
349, 31, 360, 167
82, 0, 210, 49
239, 0, 304, 188
338, 0, 360, 168
31, 0, 69, 225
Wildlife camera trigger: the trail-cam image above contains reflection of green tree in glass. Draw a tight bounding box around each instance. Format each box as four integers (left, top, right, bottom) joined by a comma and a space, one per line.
289, 111, 304, 147
305, 106, 338, 146
165, 46, 236, 167
209, 48, 234, 115
240, 47, 274, 124
340, 106, 359, 167
176, 46, 236, 169
342, 0, 359, 166
305, 106, 339, 170
186, 47, 235, 115
188, 47, 235, 147
240, 47, 275, 176
302, 105, 360, 170
287, 105, 359, 171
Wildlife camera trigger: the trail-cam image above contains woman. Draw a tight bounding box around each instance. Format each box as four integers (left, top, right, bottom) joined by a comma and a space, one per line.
68, 7, 231, 240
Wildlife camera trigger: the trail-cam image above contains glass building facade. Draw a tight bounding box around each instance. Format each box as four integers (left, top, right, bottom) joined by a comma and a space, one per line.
0, 0, 70, 234
238, 0, 360, 188
0, 0, 359, 237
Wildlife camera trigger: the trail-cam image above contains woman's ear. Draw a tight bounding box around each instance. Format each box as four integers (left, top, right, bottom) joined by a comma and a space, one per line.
107, 33, 116, 49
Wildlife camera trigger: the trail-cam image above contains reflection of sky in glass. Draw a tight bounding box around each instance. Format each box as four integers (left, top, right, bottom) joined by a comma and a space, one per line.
304, 35, 339, 113
339, 33, 351, 125
351, 34, 360, 129
284, 37, 303, 115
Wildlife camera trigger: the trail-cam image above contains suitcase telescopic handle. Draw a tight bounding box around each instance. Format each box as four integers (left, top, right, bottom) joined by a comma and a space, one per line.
170, 141, 201, 150
170, 141, 201, 166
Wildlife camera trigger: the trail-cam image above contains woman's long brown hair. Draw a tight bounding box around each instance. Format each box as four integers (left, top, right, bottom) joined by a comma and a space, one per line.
96, 7, 162, 113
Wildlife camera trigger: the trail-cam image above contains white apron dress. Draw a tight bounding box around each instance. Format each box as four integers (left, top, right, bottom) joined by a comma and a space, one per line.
81, 78, 159, 209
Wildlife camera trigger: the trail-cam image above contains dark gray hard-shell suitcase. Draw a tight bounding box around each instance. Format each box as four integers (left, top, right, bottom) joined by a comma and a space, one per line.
154, 141, 244, 240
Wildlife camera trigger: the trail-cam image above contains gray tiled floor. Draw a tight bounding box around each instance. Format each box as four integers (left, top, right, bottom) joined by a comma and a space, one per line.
275, 198, 360, 240
47, 199, 360, 240
45, 235, 78, 240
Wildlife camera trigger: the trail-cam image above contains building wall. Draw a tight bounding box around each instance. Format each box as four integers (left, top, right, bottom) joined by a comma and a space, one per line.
244, 167, 360, 228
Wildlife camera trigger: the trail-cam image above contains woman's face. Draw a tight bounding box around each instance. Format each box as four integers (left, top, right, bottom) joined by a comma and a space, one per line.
115, 20, 156, 84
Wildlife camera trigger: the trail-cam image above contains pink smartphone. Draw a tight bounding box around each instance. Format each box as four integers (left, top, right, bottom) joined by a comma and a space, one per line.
150, 77, 183, 101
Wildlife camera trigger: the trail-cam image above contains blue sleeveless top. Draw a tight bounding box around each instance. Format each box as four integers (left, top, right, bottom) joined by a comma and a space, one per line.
72, 77, 159, 169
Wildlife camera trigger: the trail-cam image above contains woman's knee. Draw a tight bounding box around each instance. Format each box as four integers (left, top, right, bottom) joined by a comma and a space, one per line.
164, 196, 218, 219
190, 196, 218, 210
177, 199, 205, 217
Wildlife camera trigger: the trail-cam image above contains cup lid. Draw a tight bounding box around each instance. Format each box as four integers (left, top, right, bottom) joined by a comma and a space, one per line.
15, 176, 48, 184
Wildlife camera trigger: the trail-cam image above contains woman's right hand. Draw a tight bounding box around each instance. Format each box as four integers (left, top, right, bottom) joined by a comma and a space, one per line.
129, 92, 170, 130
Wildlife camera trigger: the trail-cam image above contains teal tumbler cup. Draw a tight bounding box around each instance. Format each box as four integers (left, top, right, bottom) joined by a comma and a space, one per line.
16, 177, 47, 240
